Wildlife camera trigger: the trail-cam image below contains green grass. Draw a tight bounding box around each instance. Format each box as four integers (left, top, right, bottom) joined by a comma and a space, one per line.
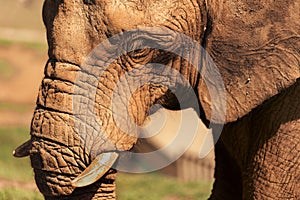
21, 41, 47, 53
0, 60, 15, 79
0, 127, 33, 181
0, 39, 13, 46
0, 102, 33, 113
0, 188, 42, 200
0, 127, 212, 199
117, 173, 212, 200
0, 175, 211, 200
0, 38, 47, 53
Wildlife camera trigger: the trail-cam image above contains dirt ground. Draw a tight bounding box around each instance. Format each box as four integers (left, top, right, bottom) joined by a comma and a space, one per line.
0, 43, 46, 126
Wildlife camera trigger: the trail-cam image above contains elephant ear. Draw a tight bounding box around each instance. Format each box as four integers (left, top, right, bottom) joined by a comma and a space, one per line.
200, 0, 300, 123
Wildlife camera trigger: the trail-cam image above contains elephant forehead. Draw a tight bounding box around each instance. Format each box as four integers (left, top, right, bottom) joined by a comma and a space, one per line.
44, 0, 205, 65
104, 0, 202, 34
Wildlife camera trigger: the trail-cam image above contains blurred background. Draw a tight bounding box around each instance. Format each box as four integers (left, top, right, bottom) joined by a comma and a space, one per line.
0, 1, 213, 199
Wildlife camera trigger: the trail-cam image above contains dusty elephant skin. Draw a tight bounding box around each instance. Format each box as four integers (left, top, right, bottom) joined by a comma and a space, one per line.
13, 0, 300, 199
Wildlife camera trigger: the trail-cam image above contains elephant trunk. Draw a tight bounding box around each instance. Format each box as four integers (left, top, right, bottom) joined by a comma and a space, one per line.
26, 58, 170, 198
28, 61, 87, 196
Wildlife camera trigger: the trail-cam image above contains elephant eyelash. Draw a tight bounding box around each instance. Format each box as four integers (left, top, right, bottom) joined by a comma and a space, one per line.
83, 0, 96, 5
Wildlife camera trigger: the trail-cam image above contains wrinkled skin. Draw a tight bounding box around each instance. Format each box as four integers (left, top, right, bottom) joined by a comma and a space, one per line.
15, 0, 300, 199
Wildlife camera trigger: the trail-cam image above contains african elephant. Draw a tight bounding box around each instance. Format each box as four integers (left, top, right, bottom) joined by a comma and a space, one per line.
14, 0, 300, 199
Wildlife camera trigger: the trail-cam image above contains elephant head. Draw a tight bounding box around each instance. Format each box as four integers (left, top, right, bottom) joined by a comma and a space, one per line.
14, 0, 299, 199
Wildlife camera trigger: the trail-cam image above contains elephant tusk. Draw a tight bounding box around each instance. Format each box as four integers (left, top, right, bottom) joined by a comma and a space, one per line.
13, 140, 32, 158
71, 152, 119, 187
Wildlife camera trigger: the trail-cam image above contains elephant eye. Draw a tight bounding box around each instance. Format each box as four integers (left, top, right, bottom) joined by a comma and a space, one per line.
83, 0, 95, 5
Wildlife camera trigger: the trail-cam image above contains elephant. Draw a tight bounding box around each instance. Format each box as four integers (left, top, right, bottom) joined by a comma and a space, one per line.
14, 0, 300, 199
